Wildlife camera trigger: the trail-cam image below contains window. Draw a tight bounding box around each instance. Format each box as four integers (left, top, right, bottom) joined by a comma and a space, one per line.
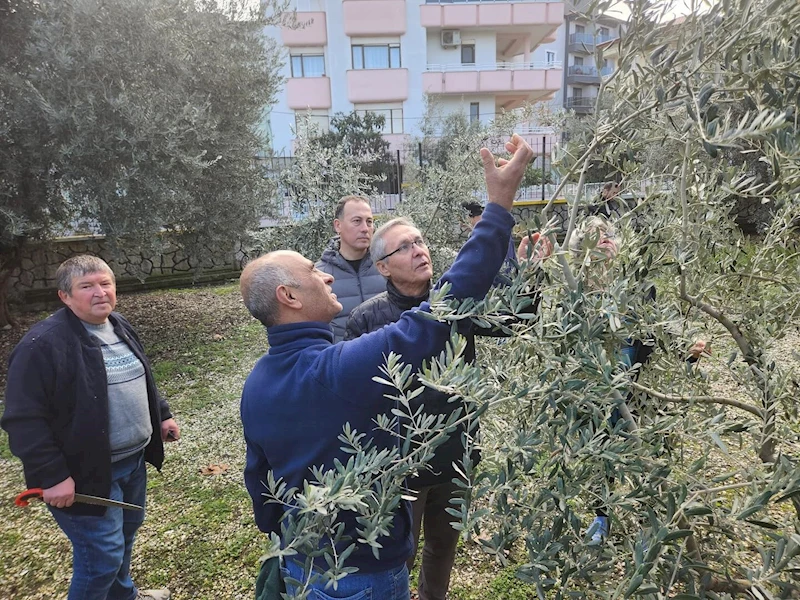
290, 54, 325, 77
355, 108, 404, 134
294, 113, 330, 134
351, 44, 401, 70
469, 102, 480, 124
599, 27, 609, 38
574, 56, 584, 66
461, 44, 475, 65
575, 24, 585, 34
546, 51, 556, 65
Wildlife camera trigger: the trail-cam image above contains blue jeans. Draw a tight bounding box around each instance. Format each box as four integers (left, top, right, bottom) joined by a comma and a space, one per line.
283, 559, 410, 600
49, 451, 147, 600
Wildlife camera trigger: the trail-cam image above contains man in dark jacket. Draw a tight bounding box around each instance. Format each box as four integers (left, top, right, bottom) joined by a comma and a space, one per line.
239, 134, 534, 599
315, 195, 386, 342
344, 217, 478, 600
345, 218, 549, 600
1, 255, 180, 600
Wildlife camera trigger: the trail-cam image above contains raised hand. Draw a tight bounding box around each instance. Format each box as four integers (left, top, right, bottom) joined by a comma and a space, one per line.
517, 232, 553, 262
480, 134, 534, 212
688, 339, 711, 360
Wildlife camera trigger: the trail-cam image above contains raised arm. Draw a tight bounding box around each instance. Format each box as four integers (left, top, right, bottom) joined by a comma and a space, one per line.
327, 135, 533, 401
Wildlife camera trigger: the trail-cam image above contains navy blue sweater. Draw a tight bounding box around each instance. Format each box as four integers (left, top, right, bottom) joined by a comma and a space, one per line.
240, 203, 515, 573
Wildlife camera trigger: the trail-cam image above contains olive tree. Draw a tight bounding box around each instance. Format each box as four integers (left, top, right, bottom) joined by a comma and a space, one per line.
254, 1, 800, 597
0, 0, 288, 325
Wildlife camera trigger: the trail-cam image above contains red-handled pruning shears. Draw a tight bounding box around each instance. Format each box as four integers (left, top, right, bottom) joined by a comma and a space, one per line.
15, 488, 143, 511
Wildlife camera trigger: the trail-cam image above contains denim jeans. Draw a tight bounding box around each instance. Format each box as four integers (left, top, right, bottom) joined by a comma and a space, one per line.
283, 559, 410, 600
49, 451, 147, 600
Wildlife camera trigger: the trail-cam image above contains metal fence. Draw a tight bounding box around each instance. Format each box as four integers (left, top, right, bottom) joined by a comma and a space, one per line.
258, 137, 572, 223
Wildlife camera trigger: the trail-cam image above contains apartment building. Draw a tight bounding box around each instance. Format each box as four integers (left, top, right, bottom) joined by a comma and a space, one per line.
264, 0, 565, 158
531, 4, 624, 115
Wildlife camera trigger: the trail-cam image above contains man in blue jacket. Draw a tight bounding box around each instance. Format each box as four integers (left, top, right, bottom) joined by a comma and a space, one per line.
239, 135, 533, 599
2, 255, 180, 600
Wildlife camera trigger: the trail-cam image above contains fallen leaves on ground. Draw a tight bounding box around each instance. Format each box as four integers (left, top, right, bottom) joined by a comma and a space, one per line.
199, 464, 230, 476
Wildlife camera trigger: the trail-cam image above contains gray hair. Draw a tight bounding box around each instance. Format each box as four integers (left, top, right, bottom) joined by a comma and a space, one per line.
240, 256, 300, 327
568, 216, 615, 253
370, 217, 417, 262
55, 255, 115, 294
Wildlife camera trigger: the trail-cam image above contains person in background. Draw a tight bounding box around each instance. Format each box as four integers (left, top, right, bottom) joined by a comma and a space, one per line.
315, 195, 386, 342
568, 217, 708, 544
462, 200, 552, 266
587, 181, 622, 219
2, 255, 180, 600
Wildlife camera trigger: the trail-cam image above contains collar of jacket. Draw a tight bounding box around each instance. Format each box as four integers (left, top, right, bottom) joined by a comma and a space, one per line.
386, 279, 430, 311
318, 245, 375, 274
63, 307, 122, 346
266, 321, 335, 353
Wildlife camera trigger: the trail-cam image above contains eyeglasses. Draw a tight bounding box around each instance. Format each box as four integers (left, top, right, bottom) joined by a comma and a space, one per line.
378, 238, 427, 261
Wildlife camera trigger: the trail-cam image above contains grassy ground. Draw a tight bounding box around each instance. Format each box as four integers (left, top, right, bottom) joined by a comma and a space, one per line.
0, 283, 539, 600
1, 282, 798, 599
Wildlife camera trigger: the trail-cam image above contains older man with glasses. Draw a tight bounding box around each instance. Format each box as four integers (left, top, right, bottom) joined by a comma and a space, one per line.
344, 218, 466, 600
345, 217, 549, 600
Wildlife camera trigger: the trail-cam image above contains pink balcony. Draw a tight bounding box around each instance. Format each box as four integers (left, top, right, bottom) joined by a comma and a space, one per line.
280, 12, 327, 47
422, 63, 561, 97
347, 69, 409, 103
343, 0, 407, 36
287, 77, 332, 110
420, 2, 563, 28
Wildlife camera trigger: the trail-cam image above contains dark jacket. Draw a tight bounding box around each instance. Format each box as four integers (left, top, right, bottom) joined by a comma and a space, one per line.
345, 281, 481, 488
315, 240, 386, 342
1, 308, 172, 516
241, 203, 515, 573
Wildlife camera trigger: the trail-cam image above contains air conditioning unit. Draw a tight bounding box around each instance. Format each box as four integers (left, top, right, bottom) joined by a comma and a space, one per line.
441, 29, 461, 47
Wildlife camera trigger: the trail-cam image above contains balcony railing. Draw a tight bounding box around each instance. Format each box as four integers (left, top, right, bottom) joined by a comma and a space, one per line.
426, 61, 562, 72
515, 126, 555, 135
568, 32, 617, 46
567, 65, 614, 77
566, 96, 596, 108
425, 0, 552, 3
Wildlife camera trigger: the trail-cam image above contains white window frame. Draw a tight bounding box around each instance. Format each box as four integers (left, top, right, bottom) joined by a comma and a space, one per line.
290, 54, 325, 78
351, 44, 401, 70
354, 107, 404, 134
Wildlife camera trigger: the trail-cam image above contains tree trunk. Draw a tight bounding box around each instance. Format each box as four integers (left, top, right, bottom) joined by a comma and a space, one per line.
0, 242, 24, 328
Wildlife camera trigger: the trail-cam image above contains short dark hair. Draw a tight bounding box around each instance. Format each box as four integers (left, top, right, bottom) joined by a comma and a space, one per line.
334, 195, 371, 220
461, 201, 483, 219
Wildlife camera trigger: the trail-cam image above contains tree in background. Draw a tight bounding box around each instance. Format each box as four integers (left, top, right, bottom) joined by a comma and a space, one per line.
0, 0, 288, 326
257, 122, 380, 261
257, 0, 800, 597
314, 111, 394, 192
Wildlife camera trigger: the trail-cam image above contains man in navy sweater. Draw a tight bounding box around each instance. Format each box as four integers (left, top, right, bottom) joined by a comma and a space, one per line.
239, 134, 533, 599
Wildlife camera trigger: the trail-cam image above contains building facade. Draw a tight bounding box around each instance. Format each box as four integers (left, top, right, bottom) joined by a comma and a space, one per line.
264, 0, 565, 157
531, 4, 624, 115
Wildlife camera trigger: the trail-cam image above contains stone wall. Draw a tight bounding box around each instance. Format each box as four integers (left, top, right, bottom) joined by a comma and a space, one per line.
512, 200, 570, 232
8, 236, 245, 304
